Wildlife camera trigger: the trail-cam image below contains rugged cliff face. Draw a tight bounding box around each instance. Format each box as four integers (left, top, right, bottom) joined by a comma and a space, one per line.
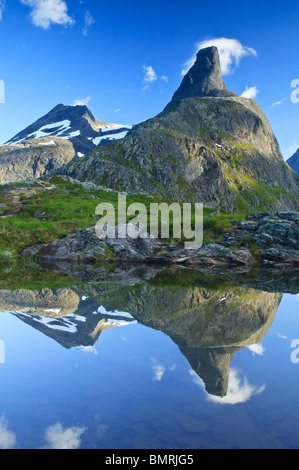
62, 47, 299, 212
0, 104, 131, 185
0, 136, 76, 184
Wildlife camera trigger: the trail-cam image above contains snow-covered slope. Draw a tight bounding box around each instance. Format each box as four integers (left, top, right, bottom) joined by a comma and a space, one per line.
0, 104, 133, 184
5, 103, 132, 157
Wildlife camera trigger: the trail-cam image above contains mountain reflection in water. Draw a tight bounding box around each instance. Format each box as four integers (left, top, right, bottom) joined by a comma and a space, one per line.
1, 262, 296, 400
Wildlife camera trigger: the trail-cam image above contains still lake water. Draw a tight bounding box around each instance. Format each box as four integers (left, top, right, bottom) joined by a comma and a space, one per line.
0, 264, 298, 449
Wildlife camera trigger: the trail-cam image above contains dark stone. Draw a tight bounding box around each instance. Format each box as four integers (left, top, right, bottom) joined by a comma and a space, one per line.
170, 46, 236, 103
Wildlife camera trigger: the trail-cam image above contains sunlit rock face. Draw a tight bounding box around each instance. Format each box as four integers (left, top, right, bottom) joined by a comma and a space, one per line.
62, 47, 299, 212
0, 288, 80, 318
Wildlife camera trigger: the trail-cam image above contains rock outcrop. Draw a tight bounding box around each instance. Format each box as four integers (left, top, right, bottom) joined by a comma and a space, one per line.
171, 46, 236, 102
20, 211, 299, 266
62, 47, 299, 213
0, 136, 76, 185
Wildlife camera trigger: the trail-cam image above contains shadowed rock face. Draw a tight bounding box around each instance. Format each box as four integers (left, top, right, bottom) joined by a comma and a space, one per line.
171, 46, 236, 102
287, 149, 299, 175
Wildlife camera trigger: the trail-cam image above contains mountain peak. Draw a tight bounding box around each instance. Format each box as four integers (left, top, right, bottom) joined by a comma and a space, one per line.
170, 46, 236, 103
287, 148, 299, 175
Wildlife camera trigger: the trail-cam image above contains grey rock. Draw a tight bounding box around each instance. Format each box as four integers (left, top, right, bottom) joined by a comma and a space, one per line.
0, 251, 13, 260
170, 46, 236, 103
0, 104, 131, 185
62, 48, 299, 213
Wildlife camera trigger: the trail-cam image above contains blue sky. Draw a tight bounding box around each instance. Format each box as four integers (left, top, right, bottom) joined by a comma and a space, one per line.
0, 0, 298, 159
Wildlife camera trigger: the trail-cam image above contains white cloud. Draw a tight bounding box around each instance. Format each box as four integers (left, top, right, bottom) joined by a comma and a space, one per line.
0, 1, 5, 20
190, 368, 265, 405
247, 343, 265, 356
241, 85, 259, 99
271, 100, 284, 107
208, 369, 265, 405
44, 423, 86, 449
152, 363, 166, 382
0, 418, 16, 449
114, 108, 121, 113
143, 65, 157, 84
182, 38, 257, 76
289, 139, 299, 156
73, 95, 91, 106
161, 75, 168, 83
190, 370, 204, 387
82, 10, 95, 36
80, 345, 98, 355
278, 333, 289, 340
21, 0, 74, 29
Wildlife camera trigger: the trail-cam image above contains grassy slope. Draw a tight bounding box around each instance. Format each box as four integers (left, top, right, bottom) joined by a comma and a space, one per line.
0, 176, 247, 257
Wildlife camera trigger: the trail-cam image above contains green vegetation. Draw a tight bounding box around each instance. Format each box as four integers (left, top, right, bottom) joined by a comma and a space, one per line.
0, 177, 249, 258
0, 260, 80, 290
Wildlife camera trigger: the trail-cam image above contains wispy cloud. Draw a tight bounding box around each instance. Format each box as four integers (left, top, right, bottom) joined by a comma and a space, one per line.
80, 345, 98, 355
21, 0, 74, 29
82, 10, 95, 36
289, 139, 299, 156
152, 363, 166, 382
73, 95, 91, 106
161, 75, 168, 83
271, 100, 284, 108
241, 85, 259, 99
43, 423, 86, 449
182, 38, 257, 76
0, 0, 5, 20
114, 108, 121, 113
143, 65, 157, 84
0, 418, 16, 449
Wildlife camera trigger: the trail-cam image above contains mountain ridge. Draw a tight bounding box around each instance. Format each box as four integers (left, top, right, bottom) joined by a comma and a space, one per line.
61, 46, 299, 213
0, 103, 132, 185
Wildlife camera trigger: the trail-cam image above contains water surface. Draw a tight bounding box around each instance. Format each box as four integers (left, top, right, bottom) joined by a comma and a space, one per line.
0, 263, 298, 449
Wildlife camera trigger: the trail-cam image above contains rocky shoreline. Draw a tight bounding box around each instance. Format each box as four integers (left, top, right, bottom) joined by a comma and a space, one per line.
21, 210, 299, 268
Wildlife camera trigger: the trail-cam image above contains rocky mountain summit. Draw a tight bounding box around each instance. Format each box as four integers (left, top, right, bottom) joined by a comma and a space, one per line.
171, 46, 236, 101
62, 47, 299, 213
287, 148, 299, 175
0, 104, 131, 185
